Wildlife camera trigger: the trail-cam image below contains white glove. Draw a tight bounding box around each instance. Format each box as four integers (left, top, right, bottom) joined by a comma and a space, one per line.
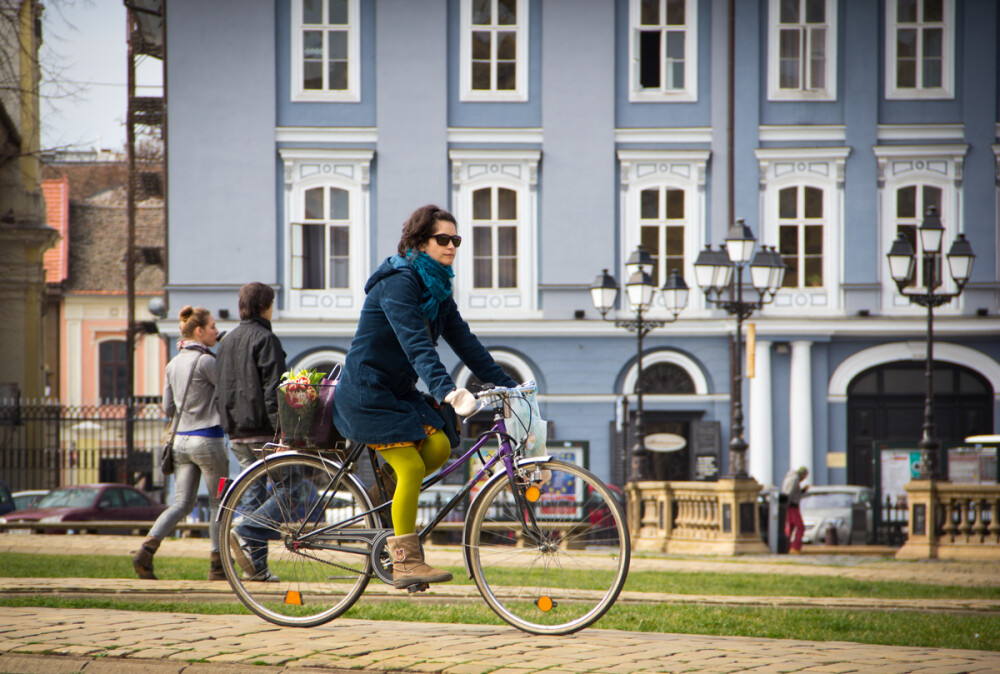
444, 388, 478, 417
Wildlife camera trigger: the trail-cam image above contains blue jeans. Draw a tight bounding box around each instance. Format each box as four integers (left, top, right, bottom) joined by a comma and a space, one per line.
234, 465, 318, 573
149, 434, 228, 551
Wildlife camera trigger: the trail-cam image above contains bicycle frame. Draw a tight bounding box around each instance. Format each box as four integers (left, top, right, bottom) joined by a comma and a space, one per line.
216, 396, 536, 578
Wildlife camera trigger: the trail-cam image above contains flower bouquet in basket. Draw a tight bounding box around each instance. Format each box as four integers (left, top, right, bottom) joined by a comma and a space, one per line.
278, 367, 339, 448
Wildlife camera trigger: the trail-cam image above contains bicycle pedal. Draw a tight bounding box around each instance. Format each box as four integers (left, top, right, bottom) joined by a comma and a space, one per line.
406, 582, 429, 594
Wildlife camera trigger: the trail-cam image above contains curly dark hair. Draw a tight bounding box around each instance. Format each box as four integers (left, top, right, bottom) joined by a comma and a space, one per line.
397, 205, 457, 256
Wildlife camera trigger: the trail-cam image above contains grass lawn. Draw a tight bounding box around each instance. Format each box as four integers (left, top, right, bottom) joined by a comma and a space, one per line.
1, 552, 998, 651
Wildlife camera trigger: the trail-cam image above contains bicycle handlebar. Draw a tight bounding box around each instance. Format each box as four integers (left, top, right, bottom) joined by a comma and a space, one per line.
473, 381, 537, 403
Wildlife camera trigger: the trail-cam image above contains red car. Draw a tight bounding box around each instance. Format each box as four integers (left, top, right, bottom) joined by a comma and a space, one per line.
0, 483, 166, 534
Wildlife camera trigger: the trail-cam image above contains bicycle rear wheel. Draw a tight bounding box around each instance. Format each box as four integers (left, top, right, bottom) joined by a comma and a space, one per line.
218, 453, 377, 627
465, 458, 630, 635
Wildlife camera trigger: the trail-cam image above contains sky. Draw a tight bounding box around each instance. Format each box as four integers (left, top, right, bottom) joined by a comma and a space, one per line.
40, 0, 163, 153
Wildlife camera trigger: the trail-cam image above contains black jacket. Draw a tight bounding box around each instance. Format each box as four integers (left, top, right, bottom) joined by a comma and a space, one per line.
215, 316, 287, 439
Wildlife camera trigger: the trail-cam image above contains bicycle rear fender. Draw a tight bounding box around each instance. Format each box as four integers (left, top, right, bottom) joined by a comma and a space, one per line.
215, 452, 370, 523
460, 455, 552, 578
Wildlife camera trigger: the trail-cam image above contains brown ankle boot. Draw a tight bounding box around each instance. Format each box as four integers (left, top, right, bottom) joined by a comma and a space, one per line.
131, 536, 160, 580
386, 533, 452, 589
208, 551, 226, 581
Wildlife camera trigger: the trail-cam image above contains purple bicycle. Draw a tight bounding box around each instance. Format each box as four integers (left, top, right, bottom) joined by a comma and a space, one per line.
216, 382, 630, 635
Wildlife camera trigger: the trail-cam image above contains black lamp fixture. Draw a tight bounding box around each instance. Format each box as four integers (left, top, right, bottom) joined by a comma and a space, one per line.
886, 205, 975, 479
591, 246, 689, 481
693, 220, 786, 478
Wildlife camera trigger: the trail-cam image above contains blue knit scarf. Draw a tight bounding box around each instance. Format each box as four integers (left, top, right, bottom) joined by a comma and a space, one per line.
406, 249, 454, 323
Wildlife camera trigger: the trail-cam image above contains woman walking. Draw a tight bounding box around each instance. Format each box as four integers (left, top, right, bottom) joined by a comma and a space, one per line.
333, 204, 518, 590
132, 306, 229, 580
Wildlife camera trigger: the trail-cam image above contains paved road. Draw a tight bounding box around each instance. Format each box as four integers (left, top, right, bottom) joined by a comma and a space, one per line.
1, 536, 998, 673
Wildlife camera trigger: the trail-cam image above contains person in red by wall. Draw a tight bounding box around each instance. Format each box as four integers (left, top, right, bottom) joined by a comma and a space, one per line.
782, 466, 809, 554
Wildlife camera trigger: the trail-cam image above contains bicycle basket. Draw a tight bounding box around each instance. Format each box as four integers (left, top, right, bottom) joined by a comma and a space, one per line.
277, 380, 339, 448
506, 383, 547, 457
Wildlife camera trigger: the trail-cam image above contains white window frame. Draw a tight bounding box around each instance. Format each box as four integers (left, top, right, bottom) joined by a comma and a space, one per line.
767, 0, 837, 101
755, 147, 850, 315
884, 0, 954, 100
873, 144, 967, 313
459, 0, 530, 102
279, 149, 373, 317
776, 184, 827, 290
449, 149, 540, 318
290, 0, 361, 103
617, 150, 709, 315
628, 0, 698, 103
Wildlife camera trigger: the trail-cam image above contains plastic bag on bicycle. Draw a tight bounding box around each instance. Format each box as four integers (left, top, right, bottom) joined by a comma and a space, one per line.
505, 382, 547, 457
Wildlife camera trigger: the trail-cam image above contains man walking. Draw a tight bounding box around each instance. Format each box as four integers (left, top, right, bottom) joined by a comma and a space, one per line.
215, 281, 286, 580
782, 466, 809, 554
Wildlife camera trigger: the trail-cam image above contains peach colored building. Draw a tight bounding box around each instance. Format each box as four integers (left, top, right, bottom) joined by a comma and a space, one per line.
42, 155, 166, 406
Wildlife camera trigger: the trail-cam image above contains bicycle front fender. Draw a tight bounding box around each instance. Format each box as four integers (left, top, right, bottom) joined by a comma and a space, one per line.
460, 455, 553, 578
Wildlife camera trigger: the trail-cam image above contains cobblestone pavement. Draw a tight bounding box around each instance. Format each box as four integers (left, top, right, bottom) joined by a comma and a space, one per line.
1, 535, 998, 673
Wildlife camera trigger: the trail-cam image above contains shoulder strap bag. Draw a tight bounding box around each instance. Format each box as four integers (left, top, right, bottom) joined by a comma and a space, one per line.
161, 354, 203, 475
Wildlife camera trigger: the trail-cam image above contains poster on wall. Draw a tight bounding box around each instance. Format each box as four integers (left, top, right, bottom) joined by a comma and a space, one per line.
879, 447, 921, 507
464, 440, 589, 518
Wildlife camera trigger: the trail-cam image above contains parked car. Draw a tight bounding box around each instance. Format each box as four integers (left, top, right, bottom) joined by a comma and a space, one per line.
0, 480, 14, 517
799, 485, 874, 545
0, 483, 167, 534
12, 489, 49, 512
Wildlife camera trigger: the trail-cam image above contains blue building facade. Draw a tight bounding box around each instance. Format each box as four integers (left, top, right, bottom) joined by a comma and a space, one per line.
163, 0, 1000, 493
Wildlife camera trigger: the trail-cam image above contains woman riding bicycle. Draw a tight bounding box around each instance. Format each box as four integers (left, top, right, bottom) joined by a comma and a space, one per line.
333, 204, 517, 590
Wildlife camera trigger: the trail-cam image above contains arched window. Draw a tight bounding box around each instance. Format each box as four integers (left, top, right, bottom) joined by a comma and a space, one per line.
471, 186, 518, 289
639, 186, 686, 287
638, 362, 695, 394
893, 183, 942, 288
294, 186, 351, 290
778, 185, 824, 288
99, 340, 128, 401
289, 349, 347, 380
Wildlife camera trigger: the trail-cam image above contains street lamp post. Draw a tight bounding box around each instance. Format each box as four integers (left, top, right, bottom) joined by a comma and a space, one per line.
886, 205, 975, 479
694, 220, 786, 478
591, 246, 689, 481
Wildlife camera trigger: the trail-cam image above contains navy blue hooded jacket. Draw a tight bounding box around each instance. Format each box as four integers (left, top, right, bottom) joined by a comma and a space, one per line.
332, 255, 517, 445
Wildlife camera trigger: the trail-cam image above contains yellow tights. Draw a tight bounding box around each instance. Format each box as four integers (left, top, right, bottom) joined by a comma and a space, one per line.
378, 431, 451, 535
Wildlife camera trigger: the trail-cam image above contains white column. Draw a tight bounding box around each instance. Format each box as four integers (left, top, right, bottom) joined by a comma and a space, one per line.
748, 340, 773, 485
789, 340, 814, 478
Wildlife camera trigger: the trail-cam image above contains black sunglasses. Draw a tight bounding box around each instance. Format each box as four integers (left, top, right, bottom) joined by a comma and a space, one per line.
429, 234, 462, 248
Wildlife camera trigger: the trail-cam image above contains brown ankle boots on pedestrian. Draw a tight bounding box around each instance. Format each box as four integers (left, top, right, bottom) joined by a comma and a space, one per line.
132, 536, 228, 581
386, 533, 452, 589
131, 536, 161, 580
208, 550, 226, 581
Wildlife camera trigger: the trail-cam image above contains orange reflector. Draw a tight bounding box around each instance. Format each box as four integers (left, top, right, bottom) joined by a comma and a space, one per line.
285, 591, 302, 605
525, 485, 541, 502
536, 595, 553, 612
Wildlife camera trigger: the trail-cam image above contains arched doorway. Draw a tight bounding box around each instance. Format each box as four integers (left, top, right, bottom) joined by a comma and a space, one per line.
847, 361, 993, 486
638, 362, 698, 482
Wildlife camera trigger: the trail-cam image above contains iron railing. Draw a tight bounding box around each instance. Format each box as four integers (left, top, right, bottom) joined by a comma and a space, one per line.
0, 398, 166, 492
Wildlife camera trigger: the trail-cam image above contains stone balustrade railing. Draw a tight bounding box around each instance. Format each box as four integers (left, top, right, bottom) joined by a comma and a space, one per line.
896, 481, 1000, 560
626, 479, 768, 555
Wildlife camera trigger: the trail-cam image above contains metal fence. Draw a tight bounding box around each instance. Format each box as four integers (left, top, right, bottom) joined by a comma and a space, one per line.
0, 398, 166, 492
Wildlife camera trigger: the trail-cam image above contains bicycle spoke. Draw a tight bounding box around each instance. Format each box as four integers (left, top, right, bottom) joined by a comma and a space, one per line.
218, 453, 376, 627
466, 459, 630, 635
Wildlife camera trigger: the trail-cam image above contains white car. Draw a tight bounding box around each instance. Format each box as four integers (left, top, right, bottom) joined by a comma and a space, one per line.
800, 485, 874, 545
12, 490, 49, 512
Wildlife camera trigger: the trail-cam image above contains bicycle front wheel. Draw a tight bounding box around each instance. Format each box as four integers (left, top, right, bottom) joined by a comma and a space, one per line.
218, 453, 377, 627
465, 458, 630, 635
